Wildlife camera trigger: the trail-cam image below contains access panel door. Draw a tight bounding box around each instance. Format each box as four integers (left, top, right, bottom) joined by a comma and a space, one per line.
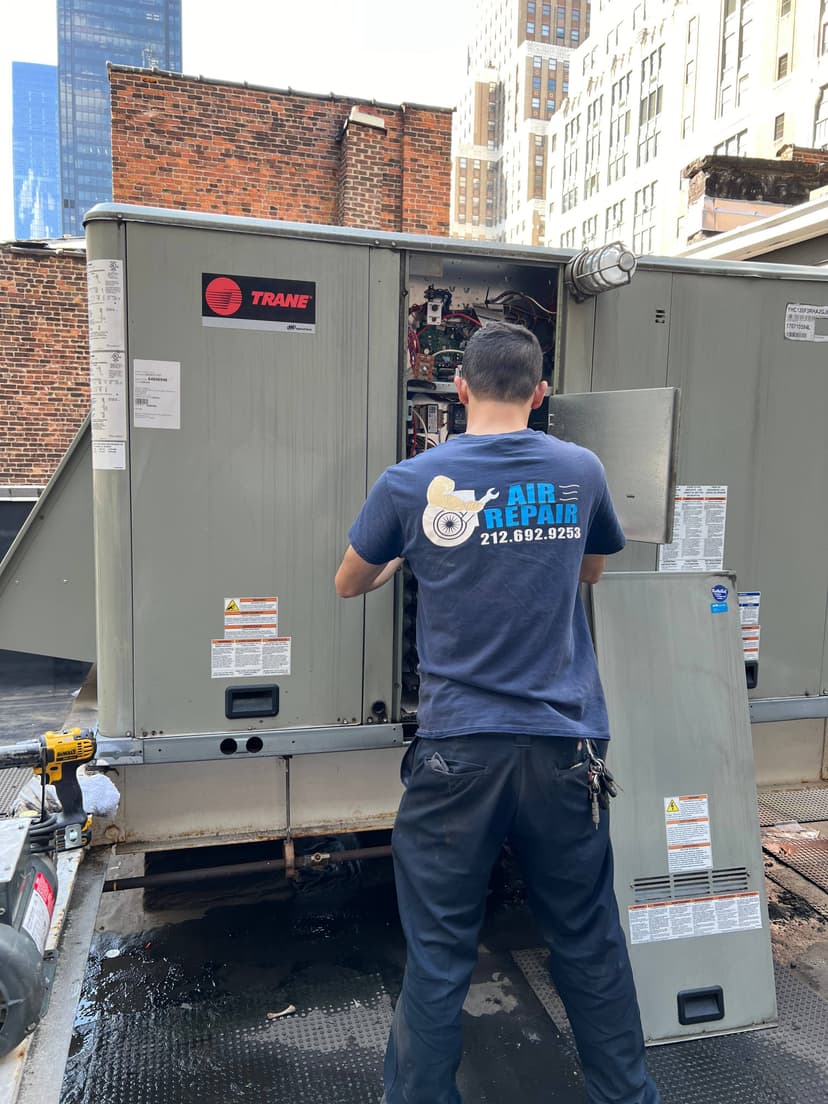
125, 223, 375, 737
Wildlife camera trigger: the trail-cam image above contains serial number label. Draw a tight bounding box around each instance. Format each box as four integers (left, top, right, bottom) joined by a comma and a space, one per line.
480, 526, 582, 545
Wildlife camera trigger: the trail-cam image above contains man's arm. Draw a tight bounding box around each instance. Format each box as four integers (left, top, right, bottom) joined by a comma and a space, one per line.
335, 546, 404, 598
579, 554, 606, 584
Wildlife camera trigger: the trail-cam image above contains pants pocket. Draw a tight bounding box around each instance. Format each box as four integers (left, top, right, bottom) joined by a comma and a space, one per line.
425, 751, 487, 777
400, 737, 420, 788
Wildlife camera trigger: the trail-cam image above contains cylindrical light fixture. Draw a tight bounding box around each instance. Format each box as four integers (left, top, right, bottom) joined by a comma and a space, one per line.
565, 242, 637, 302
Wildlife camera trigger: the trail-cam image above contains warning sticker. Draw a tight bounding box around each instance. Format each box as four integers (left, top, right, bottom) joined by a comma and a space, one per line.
657, 486, 727, 572
665, 795, 712, 873
665, 795, 709, 821
223, 597, 279, 636
668, 843, 713, 874
629, 892, 762, 944
224, 597, 278, 615
20, 871, 56, 954
211, 637, 291, 678
223, 618, 279, 639
742, 626, 761, 661
784, 302, 828, 342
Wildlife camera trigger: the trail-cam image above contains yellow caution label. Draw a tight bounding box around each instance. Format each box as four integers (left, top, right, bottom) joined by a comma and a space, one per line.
666, 799, 680, 814
225, 599, 240, 612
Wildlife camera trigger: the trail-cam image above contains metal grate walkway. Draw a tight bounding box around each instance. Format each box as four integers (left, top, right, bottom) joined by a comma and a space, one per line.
514, 951, 828, 1104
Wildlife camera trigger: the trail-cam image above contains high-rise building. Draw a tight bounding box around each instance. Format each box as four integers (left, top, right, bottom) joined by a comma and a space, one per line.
452, 1, 591, 245
57, 0, 182, 235
12, 62, 61, 240
549, 0, 828, 256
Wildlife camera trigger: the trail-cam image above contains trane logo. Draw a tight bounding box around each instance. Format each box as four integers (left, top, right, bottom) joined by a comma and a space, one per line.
202, 271, 317, 333
204, 277, 243, 316
251, 290, 312, 309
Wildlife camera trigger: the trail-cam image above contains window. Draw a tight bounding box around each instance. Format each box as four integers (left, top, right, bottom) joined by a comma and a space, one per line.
542, 24, 550, 38
527, 21, 536, 34
774, 113, 785, 141
777, 54, 789, 80
639, 86, 663, 126
605, 200, 625, 233
571, 30, 579, 42
685, 60, 695, 85
780, 0, 791, 15
714, 130, 747, 156
533, 55, 542, 69
816, 88, 828, 147
681, 115, 692, 138
638, 131, 659, 165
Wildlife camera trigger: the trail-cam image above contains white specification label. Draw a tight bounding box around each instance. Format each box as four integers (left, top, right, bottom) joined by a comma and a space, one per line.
658, 486, 727, 572
86, 259, 125, 352
629, 892, 762, 944
785, 302, 828, 342
90, 350, 127, 441
134, 359, 180, 429
211, 637, 291, 678
92, 440, 126, 471
738, 592, 761, 625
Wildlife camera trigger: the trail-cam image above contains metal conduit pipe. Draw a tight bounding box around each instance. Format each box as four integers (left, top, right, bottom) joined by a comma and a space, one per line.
103, 844, 393, 892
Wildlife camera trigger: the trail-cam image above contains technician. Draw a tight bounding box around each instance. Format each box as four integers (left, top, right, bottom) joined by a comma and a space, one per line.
335, 322, 660, 1104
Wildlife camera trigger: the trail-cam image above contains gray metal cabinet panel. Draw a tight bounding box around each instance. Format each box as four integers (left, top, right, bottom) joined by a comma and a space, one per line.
0, 421, 95, 662
593, 572, 776, 1042
361, 248, 405, 723
86, 218, 135, 737
122, 224, 373, 737
585, 272, 674, 572
665, 274, 828, 698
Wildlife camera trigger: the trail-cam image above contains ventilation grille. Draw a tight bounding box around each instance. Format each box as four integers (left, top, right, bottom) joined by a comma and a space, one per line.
633, 866, 750, 904
654, 307, 667, 324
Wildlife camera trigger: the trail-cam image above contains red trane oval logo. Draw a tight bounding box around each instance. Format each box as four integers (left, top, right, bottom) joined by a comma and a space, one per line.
205, 277, 243, 316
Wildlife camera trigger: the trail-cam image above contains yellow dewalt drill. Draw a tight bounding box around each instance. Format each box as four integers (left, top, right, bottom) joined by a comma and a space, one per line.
0, 728, 96, 851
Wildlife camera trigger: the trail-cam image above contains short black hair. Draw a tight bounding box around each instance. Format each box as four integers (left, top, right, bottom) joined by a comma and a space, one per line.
461, 322, 542, 402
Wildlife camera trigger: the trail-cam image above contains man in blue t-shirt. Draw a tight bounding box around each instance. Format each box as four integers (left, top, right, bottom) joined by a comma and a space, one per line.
336, 322, 660, 1104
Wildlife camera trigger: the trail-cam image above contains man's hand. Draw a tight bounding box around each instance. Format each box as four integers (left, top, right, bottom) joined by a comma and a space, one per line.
579, 554, 606, 584
335, 546, 404, 598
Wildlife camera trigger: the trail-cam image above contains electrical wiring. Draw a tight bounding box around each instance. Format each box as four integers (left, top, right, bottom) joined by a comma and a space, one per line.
411, 408, 432, 449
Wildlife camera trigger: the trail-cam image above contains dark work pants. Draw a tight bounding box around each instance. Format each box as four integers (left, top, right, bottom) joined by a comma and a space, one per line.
383, 733, 660, 1104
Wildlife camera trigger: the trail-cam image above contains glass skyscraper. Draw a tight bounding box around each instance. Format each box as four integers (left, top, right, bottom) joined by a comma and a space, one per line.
57, 0, 182, 235
12, 62, 61, 240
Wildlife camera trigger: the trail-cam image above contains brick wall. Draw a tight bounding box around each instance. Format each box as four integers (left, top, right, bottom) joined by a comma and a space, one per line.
2, 71, 452, 487
110, 68, 452, 235
0, 247, 88, 484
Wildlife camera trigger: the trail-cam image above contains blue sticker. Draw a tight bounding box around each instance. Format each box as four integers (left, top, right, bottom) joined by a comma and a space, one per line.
711, 584, 729, 602
710, 602, 729, 613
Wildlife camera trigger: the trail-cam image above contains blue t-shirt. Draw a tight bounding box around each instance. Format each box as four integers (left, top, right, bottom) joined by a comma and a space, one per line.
348, 429, 625, 740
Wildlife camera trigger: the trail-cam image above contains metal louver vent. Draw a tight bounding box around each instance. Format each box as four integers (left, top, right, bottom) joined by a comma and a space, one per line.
633, 866, 750, 903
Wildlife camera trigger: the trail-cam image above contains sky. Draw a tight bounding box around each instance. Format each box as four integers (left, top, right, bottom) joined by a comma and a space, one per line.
0, 0, 476, 240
